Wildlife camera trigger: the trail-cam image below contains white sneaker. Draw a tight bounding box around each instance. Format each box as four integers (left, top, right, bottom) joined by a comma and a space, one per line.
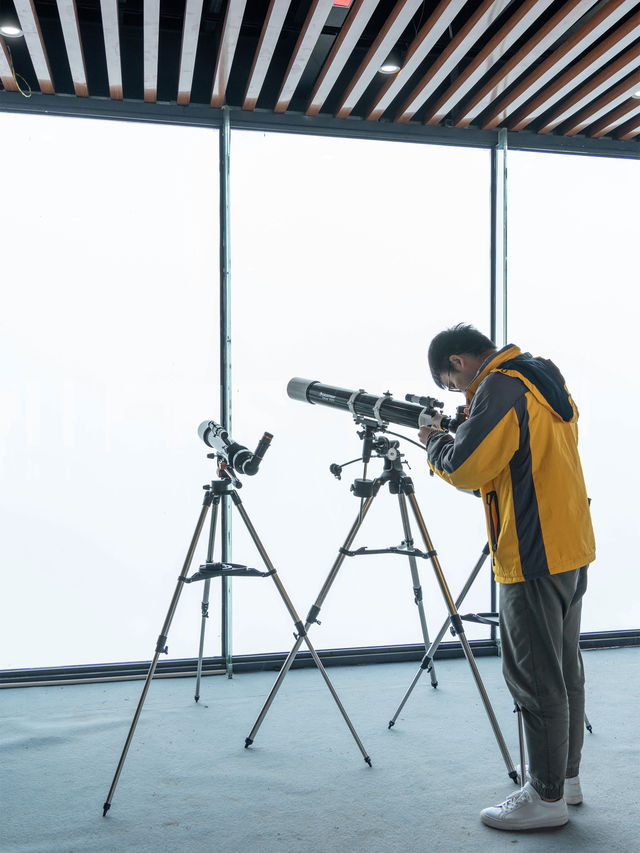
565, 775, 583, 805
481, 781, 569, 830
516, 765, 583, 805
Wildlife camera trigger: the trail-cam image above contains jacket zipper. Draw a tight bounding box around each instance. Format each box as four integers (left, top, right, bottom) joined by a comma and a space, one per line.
486, 491, 501, 562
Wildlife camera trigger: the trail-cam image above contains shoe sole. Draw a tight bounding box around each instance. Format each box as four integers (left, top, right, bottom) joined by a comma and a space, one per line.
565, 795, 583, 805
481, 813, 569, 831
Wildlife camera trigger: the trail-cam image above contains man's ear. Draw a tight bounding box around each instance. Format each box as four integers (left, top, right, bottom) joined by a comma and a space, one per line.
449, 354, 464, 371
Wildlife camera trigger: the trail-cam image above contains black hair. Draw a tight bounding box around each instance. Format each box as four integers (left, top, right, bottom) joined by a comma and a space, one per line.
428, 324, 496, 389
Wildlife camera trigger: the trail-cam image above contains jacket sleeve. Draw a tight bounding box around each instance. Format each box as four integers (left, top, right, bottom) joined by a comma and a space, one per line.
427, 373, 524, 491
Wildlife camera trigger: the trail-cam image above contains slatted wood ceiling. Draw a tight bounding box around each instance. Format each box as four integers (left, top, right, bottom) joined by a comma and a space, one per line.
0, 0, 639, 143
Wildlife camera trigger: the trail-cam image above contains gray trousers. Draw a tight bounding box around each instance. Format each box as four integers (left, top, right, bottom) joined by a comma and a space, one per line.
499, 566, 588, 801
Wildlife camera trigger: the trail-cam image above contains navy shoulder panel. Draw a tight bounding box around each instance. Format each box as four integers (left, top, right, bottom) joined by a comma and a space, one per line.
499, 356, 573, 422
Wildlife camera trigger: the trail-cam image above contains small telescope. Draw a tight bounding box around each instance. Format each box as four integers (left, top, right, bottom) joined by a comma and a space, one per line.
287, 379, 467, 433
198, 421, 273, 475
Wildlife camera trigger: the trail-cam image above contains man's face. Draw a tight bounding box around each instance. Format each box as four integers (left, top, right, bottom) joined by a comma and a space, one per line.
439, 353, 487, 393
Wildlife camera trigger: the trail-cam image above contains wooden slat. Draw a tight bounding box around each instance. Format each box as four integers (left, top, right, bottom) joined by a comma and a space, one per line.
56, 0, 88, 97
306, 0, 381, 117
424, 0, 555, 126
561, 74, 640, 136
366, 0, 466, 122
616, 110, 640, 140
454, 0, 595, 129
482, 0, 638, 130
390, 0, 510, 124
143, 0, 159, 103
244, 0, 292, 111
510, 12, 640, 132
537, 43, 640, 135
177, 0, 204, 106
0, 37, 19, 91
13, 0, 54, 94
99, 0, 123, 99
211, 0, 248, 108
274, 0, 334, 113
334, 0, 424, 119
588, 97, 640, 138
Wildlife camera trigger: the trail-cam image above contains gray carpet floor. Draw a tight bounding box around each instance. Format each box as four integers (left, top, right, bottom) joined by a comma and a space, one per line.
2, 647, 638, 853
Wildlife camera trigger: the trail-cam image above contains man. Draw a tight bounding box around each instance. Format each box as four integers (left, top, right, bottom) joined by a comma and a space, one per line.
418, 324, 595, 831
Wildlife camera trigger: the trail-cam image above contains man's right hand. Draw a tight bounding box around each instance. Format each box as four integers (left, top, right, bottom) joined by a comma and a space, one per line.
418, 426, 438, 446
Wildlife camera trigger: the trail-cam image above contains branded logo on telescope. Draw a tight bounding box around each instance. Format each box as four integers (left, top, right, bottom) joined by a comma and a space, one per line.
197, 421, 273, 475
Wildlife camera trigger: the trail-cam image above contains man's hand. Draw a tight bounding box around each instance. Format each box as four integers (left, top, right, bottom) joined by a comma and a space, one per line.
418, 426, 439, 446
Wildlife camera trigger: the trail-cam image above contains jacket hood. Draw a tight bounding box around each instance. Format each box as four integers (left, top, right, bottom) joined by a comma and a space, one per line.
466, 345, 578, 423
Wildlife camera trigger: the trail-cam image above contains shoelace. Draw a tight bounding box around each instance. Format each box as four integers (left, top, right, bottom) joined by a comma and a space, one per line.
500, 788, 532, 813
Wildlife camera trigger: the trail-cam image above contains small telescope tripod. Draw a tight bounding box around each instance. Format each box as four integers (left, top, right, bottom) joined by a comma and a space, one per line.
102, 467, 372, 816
245, 423, 516, 781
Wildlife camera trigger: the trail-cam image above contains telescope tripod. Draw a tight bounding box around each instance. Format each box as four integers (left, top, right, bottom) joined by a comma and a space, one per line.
102, 473, 372, 816
245, 430, 516, 781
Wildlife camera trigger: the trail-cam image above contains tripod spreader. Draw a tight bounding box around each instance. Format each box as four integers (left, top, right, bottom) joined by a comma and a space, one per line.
339, 545, 436, 559
184, 562, 275, 582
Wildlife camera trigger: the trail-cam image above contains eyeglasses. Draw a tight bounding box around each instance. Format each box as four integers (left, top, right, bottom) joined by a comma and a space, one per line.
445, 366, 456, 391
444, 366, 463, 393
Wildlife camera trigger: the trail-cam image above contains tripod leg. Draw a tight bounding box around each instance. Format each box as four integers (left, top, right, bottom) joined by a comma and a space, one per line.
241, 488, 378, 761
102, 491, 213, 816
584, 711, 592, 733
406, 493, 516, 781
397, 492, 437, 687
515, 701, 527, 785
195, 497, 220, 702
389, 544, 490, 728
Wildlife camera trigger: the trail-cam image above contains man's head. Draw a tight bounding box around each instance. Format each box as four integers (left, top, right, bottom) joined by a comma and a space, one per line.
428, 324, 497, 392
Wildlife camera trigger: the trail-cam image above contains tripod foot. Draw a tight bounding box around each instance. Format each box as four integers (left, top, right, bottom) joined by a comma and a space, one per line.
244, 737, 253, 749
431, 680, 438, 688
508, 770, 519, 784
194, 695, 199, 703
586, 724, 593, 734
103, 802, 111, 817
388, 720, 395, 729
365, 756, 372, 767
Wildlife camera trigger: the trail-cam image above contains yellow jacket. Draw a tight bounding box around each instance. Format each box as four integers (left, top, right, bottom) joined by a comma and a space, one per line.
427, 345, 596, 583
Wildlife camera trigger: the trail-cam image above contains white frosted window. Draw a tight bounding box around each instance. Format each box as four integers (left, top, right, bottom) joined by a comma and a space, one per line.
0, 113, 219, 669
508, 150, 640, 632
229, 131, 492, 654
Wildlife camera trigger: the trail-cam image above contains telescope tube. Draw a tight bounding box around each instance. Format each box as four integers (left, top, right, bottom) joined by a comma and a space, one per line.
198, 421, 273, 474
287, 378, 443, 430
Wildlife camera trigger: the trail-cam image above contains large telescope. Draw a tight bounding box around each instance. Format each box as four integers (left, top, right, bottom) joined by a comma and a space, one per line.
287, 378, 466, 432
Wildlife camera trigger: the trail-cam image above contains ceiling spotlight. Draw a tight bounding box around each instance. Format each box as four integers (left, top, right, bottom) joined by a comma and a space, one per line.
0, 1, 23, 38
379, 48, 402, 75
633, 89, 640, 99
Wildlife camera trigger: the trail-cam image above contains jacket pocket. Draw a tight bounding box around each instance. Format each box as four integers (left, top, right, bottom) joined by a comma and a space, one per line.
485, 491, 501, 557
